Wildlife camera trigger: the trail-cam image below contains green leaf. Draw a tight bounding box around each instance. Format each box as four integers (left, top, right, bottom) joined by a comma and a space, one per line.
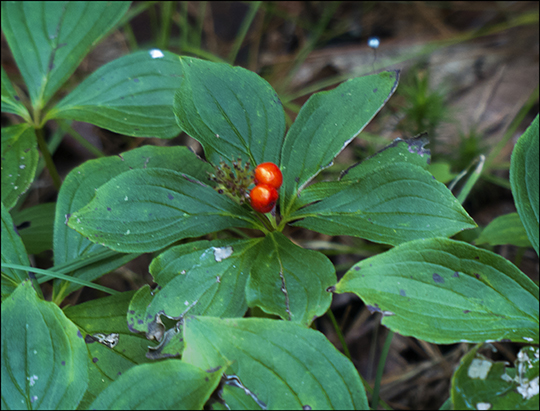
295, 136, 431, 208
173, 56, 285, 165
127, 239, 260, 350
1, 1, 130, 109
12, 202, 56, 255
89, 360, 222, 409
50, 50, 184, 139
1, 280, 88, 409
182, 316, 369, 410
148, 239, 258, 317
335, 238, 539, 344
54, 145, 211, 297
63, 291, 155, 407
246, 232, 336, 325
451, 345, 539, 410
291, 162, 476, 246
68, 168, 259, 253
341, 135, 431, 180
1, 202, 31, 299
1, 66, 30, 120
280, 70, 400, 215
1, 124, 39, 210
510, 114, 539, 255
475, 213, 532, 248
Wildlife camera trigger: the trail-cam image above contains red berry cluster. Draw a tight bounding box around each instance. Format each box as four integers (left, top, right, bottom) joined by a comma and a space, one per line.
250, 162, 283, 213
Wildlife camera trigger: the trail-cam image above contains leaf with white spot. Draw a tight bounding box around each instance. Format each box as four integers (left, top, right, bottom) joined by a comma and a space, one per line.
50, 50, 184, 139
127, 239, 261, 351
451, 345, 539, 409
63, 291, 156, 407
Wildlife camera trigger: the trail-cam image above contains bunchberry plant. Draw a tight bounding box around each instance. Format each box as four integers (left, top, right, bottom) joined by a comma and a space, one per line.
2, 2, 538, 410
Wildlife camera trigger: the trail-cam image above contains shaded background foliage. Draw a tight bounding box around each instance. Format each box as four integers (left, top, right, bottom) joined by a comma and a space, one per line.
2, 2, 538, 409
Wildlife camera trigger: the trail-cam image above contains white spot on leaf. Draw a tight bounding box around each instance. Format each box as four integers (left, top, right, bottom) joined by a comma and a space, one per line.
149, 49, 164, 58
213, 246, 233, 262
468, 358, 492, 379
27, 375, 38, 386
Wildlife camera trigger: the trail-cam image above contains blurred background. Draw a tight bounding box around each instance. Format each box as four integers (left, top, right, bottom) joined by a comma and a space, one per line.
2, 2, 538, 409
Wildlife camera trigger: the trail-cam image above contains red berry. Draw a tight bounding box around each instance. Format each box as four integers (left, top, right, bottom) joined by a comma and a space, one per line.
254, 162, 282, 190
250, 184, 278, 213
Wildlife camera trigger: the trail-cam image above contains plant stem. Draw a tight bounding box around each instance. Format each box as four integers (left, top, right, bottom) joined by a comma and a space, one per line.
372, 329, 394, 410
157, 1, 173, 50
228, 1, 262, 64
326, 308, 352, 361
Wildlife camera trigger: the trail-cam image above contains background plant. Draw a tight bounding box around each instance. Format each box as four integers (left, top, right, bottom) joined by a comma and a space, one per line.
2, 2, 538, 410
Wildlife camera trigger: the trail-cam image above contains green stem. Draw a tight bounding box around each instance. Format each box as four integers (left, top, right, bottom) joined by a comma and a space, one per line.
158, 1, 173, 50
194, 1, 207, 50
372, 329, 394, 410
179, 1, 189, 51
228, 2, 261, 64
35, 127, 62, 191
326, 308, 392, 410
57, 120, 104, 158
279, 2, 341, 93
326, 308, 352, 360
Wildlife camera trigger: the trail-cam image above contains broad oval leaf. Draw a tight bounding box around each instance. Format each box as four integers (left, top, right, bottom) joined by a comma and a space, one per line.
335, 238, 539, 344
1, 280, 88, 409
291, 162, 476, 246
1, 124, 39, 210
1, 1, 130, 109
54, 146, 209, 297
280, 70, 399, 215
68, 168, 259, 253
475, 213, 532, 248
451, 345, 539, 410
127, 239, 260, 344
173, 56, 285, 166
182, 316, 368, 410
510, 114, 539, 255
50, 50, 184, 139
89, 360, 222, 410
1, 202, 31, 298
246, 232, 336, 326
